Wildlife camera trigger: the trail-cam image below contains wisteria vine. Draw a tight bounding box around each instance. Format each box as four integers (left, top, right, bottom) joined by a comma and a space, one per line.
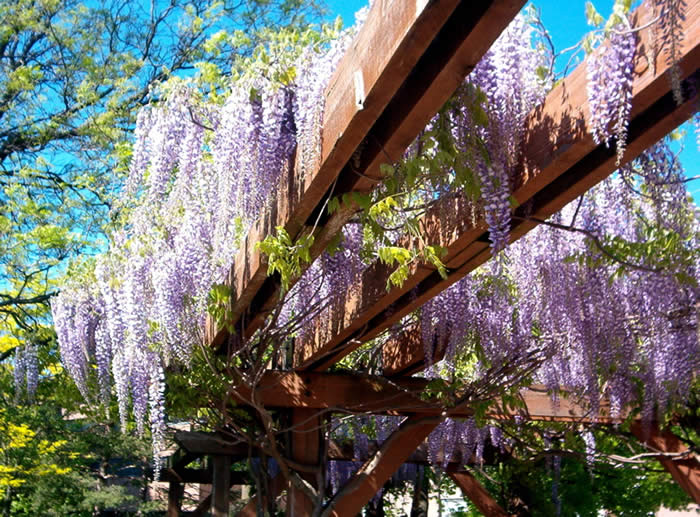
49, 1, 698, 497
51, 15, 365, 474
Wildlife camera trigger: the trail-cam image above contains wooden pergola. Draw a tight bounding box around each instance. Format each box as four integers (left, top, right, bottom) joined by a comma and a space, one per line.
166, 0, 700, 515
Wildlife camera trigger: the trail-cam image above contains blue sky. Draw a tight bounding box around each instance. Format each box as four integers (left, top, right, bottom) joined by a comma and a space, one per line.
323, 0, 699, 199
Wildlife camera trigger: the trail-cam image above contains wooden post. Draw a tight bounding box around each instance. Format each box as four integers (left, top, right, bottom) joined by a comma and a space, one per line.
447, 468, 511, 517
167, 480, 183, 517
211, 455, 231, 517
287, 408, 321, 516
410, 465, 429, 517
631, 422, 700, 503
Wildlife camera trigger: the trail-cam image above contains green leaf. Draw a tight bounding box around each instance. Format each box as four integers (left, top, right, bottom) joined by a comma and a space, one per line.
585, 2, 605, 27
327, 196, 340, 214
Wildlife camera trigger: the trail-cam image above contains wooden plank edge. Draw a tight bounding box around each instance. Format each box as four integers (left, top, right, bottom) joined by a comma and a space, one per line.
323, 415, 441, 517
230, 371, 624, 424
447, 468, 512, 517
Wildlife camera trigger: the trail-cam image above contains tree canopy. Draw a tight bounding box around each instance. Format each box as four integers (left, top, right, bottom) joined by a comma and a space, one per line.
0, 0, 321, 339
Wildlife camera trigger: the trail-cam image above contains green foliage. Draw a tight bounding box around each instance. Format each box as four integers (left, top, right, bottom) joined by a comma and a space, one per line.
333, 86, 494, 291
574, 225, 699, 286
232, 21, 342, 88
256, 227, 315, 293
565, 178, 699, 288
585, 2, 605, 27
256, 85, 493, 294
463, 429, 694, 516
165, 345, 235, 425
208, 283, 235, 333
581, 0, 634, 54
0, 363, 155, 516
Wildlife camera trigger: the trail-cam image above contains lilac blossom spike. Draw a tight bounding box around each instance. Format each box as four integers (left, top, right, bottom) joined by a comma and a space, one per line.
586, 26, 636, 164
13, 345, 26, 401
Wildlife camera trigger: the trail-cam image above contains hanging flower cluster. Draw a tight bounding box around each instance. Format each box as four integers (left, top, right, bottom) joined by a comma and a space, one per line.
467, 14, 551, 252
420, 142, 699, 422
329, 414, 506, 481
13, 344, 38, 402
587, 25, 637, 164
51, 17, 364, 473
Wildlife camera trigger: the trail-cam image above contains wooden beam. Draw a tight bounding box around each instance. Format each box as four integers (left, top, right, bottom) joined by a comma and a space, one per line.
233, 371, 621, 423
381, 320, 433, 376
631, 422, 700, 504
287, 408, 322, 516
205, 0, 525, 347
328, 438, 501, 466
324, 415, 442, 517
297, 0, 700, 372
447, 468, 511, 517
175, 431, 248, 457
168, 432, 497, 468
236, 370, 430, 414
167, 448, 198, 472
211, 455, 231, 517
162, 467, 249, 485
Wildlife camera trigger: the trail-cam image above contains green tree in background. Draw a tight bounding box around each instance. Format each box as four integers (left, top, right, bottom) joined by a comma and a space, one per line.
0, 0, 321, 340
0, 354, 159, 516
0, 0, 322, 513
445, 426, 695, 517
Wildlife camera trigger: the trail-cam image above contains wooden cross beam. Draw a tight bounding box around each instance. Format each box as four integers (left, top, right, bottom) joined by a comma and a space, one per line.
174, 431, 249, 456
161, 467, 249, 485
205, 0, 526, 348
231, 370, 621, 423
167, 447, 199, 472
328, 437, 501, 466
324, 415, 442, 517
169, 431, 501, 465
296, 0, 700, 372
631, 422, 700, 504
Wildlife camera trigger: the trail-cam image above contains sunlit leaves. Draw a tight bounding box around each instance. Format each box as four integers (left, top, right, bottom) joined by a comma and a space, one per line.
256, 227, 315, 293
585, 2, 605, 27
